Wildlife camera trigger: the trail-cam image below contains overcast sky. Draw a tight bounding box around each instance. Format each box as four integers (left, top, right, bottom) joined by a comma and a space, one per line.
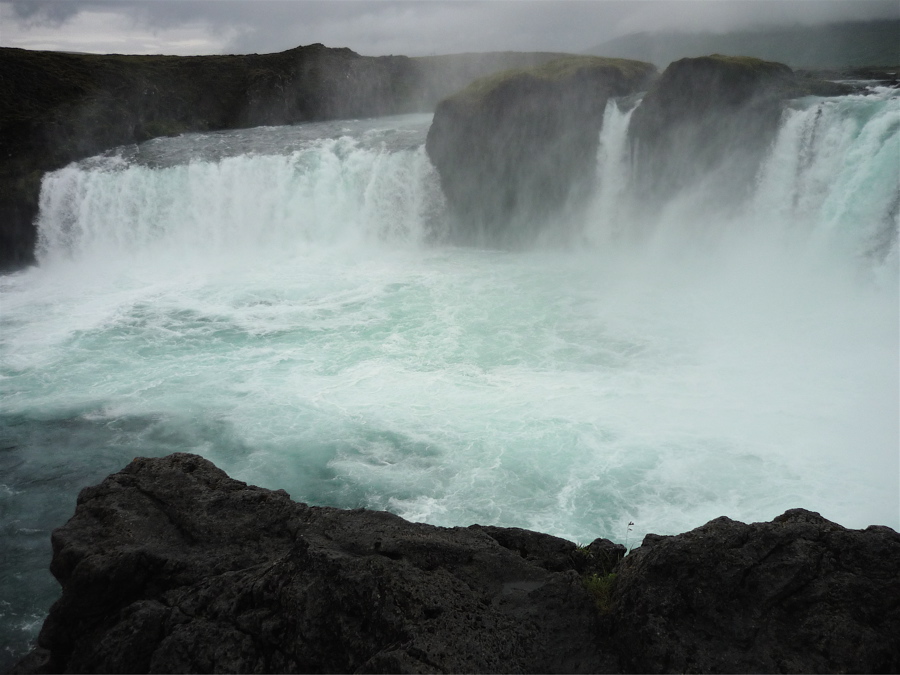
1, 0, 897, 57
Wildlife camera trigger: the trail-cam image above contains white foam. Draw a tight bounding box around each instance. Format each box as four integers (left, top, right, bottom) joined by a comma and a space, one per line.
2, 95, 897, 550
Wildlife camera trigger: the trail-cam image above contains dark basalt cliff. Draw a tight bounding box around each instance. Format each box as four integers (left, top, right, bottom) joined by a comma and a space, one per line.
1, 44, 400, 271
427, 54, 854, 242
627, 54, 851, 206
0, 45, 572, 272
12, 453, 900, 674
425, 57, 657, 246
427, 55, 852, 247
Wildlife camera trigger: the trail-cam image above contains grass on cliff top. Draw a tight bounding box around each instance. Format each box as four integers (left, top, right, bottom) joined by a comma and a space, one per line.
660, 53, 796, 85
448, 55, 656, 105
644, 53, 853, 101
701, 53, 793, 71
0, 44, 356, 127
686, 54, 857, 97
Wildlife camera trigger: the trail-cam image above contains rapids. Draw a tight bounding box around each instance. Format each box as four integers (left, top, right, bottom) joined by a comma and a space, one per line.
1, 92, 898, 666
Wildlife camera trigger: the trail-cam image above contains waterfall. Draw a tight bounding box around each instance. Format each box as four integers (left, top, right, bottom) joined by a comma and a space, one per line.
1, 94, 897, 670
36, 132, 446, 266
583, 87, 899, 280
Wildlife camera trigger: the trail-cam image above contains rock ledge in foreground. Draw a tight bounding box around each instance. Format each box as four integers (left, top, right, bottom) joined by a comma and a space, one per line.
13, 453, 900, 674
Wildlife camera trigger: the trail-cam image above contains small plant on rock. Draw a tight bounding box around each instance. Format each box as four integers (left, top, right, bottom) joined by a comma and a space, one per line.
583, 572, 617, 613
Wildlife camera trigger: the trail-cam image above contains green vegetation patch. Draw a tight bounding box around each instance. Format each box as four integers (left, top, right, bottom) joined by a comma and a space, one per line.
584, 572, 618, 613
702, 53, 792, 73
643, 52, 852, 104
530, 55, 655, 80
693, 54, 854, 97
448, 55, 655, 106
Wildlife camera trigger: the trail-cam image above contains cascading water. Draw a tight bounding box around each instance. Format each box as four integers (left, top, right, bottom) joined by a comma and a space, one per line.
1, 92, 897, 667
35, 116, 444, 264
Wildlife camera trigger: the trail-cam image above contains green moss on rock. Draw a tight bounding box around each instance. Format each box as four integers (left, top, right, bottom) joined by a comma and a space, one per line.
450, 56, 656, 107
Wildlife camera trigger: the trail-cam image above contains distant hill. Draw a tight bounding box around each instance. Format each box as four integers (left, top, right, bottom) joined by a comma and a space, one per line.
586, 20, 899, 69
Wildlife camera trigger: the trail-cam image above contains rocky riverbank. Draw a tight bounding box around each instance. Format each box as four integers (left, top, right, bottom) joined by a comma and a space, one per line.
12, 453, 899, 674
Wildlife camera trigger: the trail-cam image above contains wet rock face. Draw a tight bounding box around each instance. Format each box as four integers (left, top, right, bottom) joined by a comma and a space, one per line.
425, 57, 656, 246
626, 54, 851, 206
13, 453, 900, 674
612, 509, 900, 674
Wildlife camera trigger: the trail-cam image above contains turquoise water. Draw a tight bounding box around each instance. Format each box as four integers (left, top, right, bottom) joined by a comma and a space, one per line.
1, 96, 898, 666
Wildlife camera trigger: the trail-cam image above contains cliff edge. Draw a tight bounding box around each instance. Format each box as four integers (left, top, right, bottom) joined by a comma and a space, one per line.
426, 56, 656, 246
627, 54, 851, 206
12, 453, 899, 674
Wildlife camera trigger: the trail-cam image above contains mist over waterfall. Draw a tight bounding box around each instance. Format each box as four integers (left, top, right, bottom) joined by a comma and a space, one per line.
1, 91, 897, 666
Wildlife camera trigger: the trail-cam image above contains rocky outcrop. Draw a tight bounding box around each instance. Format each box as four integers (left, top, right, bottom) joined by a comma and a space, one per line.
12, 453, 624, 674
13, 453, 900, 674
0, 45, 571, 273
612, 510, 900, 673
425, 56, 657, 246
627, 54, 852, 206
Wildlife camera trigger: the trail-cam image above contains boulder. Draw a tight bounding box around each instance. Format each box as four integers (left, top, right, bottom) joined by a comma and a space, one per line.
12, 454, 899, 674
425, 56, 656, 246
612, 509, 900, 673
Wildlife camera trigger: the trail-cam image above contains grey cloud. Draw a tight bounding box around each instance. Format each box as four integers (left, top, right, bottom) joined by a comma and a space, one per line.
614, 0, 900, 35
2, 0, 898, 57
10, 0, 82, 26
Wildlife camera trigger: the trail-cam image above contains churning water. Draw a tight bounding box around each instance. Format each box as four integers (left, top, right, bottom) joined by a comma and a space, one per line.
1, 92, 898, 665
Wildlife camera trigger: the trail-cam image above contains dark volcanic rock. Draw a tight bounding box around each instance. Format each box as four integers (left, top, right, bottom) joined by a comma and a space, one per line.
627, 54, 853, 206
12, 454, 899, 674
611, 509, 900, 674
425, 56, 656, 246
14, 453, 619, 674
